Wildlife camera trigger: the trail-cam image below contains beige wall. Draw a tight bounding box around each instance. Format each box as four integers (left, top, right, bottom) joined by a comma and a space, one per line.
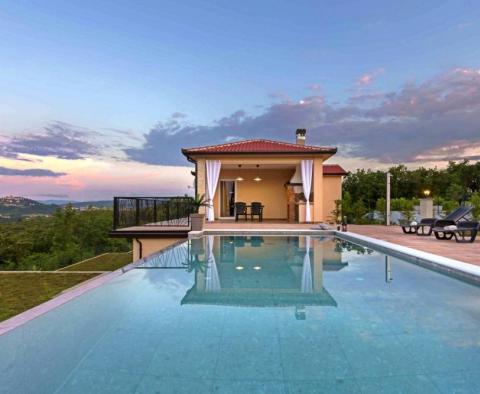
192, 154, 340, 222
132, 238, 184, 261
213, 168, 294, 219
322, 175, 343, 223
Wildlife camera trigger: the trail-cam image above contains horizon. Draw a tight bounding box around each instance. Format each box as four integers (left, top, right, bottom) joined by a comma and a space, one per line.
1, 1, 480, 200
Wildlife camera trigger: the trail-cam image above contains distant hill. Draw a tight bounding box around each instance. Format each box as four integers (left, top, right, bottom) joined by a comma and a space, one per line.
41, 199, 112, 208
0, 196, 58, 221
0, 196, 112, 222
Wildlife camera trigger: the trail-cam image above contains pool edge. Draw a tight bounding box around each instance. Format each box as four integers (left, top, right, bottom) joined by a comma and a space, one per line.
337, 231, 480, 285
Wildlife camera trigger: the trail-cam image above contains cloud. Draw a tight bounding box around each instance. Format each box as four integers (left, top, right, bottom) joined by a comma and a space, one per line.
0, 166, 66, 177
356, 68, 385, 86
308, 84, 322, 91
124, 68, 480, 166
0, 121, 102, 160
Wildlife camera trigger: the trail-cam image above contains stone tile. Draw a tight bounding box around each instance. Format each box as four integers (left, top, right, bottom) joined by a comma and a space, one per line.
280, 336, 351, 380
399, 330, 480, 374
59, 368, 142, 393
212, 379, 285, 393
216, 336, 283, 380
429, 370, 480, 394
146, 335, 221, 379
135, 375, 213, 394
285, 378, 360, 394
339, 333, 423, 378
357, 374, 440, 394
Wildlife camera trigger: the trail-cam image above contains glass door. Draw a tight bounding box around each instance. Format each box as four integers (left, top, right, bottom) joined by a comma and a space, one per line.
220, 180, 236, 218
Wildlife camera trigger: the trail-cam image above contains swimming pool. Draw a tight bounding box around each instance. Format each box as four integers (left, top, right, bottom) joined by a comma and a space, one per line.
2, 235, 480, 393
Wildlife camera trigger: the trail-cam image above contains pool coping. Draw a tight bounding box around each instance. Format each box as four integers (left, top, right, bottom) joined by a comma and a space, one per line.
2, 229, 479, 336
337, 231, 480, 286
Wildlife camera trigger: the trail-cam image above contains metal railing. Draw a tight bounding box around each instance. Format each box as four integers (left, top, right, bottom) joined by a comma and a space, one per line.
112, 196, 194, 230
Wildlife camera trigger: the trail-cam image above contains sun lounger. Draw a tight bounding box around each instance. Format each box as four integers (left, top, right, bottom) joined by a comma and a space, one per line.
402, 218, 436, 235
433, 221, 479, 243
401, 206, 472, 236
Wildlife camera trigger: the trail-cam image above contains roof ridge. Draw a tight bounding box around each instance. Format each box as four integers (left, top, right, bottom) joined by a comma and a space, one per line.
184, 138, 334, 152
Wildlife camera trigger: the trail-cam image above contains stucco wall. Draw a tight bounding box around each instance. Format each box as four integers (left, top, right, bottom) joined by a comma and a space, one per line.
322, 175, 343, 223
213, 168, 294, 219
132, 238, 184, 261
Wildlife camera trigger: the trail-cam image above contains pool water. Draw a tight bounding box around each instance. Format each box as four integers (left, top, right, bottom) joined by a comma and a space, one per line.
2, 235, 480, 393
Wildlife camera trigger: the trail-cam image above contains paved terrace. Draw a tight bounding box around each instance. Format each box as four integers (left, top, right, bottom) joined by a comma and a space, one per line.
205, 221, 479, 266
349, 225, 480, 266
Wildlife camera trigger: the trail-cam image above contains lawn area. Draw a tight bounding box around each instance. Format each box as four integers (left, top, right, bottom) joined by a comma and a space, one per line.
0, 273, 99, 322
60, 252, 132, 272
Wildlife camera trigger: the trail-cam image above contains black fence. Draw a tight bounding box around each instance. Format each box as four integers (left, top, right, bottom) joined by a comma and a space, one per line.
113, 197, 195, 230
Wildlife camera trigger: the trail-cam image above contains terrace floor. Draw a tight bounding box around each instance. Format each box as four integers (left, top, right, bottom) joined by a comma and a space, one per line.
349, 225, 480, 266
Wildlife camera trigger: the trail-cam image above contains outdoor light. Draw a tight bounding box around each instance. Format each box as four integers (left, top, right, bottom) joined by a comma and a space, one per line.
423, 189, 431, 197
253, 164, 262, 182
236, 164, 244, 181
235, 266, 244, 270
253, 266, 262, 271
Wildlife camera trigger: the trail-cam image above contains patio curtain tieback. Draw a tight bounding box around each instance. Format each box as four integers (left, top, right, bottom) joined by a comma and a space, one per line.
205, 160, 221, 221
301, 159, 313, 222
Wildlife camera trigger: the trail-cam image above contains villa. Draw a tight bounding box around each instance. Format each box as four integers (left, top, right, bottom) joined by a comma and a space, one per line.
182, 129, 347, 223
110, 129, 347, 259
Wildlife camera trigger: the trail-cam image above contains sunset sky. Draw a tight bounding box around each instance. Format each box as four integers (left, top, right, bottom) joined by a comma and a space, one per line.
1, 0, 480, 200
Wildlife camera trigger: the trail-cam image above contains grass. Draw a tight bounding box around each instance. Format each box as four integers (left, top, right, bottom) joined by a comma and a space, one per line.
0, 273, 99, 322
60, 252, 132, 272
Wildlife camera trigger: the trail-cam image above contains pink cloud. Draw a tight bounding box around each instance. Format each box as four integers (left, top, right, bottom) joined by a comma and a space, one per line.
356, 68, 385, 86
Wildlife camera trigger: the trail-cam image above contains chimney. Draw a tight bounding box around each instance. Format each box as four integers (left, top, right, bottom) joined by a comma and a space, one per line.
295, 129, 306, 145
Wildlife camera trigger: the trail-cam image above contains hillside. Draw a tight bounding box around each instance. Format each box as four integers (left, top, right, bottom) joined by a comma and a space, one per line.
0, 196, 58, 221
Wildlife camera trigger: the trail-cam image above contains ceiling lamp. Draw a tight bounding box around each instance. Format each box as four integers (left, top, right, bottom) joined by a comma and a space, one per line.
253, 164, 262, 182
236, 164, 244, 181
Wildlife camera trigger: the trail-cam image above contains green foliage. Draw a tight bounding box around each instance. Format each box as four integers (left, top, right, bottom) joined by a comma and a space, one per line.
343, 161, 480, 220
330, 199, 342, 224
471, 192, 480, 220
0, 208, 130, 271
191, 194, 208, 214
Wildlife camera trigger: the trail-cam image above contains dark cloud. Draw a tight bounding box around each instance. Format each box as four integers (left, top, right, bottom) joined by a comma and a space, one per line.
1, 121, 101, 160
0, 166, 66, 177
124, 68, 480, 166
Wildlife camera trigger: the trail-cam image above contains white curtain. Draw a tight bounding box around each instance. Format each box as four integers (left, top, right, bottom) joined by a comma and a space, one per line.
301, 236, 313, 293
205, 235, 221, 292
206, 160, 221, 221
301, 160, 314, 222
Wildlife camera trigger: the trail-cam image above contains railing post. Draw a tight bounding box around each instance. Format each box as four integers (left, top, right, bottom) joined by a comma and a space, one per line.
113, 197, 118, 230
153, 200, 157, 224
135, 198, 140, 226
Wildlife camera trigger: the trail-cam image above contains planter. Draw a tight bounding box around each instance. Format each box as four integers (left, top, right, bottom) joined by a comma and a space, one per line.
190, 213, 205, 231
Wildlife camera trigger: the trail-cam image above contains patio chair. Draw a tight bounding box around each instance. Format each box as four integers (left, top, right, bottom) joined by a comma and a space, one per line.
433, 220, 479, 243
235, 202, 248, 222
250, 202, 264, 222
401, 206, 472, 236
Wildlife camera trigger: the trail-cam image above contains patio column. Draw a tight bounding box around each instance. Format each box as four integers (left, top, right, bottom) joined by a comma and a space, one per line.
206, 160, 221, 221
301, 159, 314, 222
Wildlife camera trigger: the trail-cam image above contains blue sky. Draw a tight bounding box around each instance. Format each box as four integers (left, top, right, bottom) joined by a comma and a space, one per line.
1, 0, 480, 199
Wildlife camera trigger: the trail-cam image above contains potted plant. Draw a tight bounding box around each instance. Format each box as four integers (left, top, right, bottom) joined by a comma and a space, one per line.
190, 194, 208, 231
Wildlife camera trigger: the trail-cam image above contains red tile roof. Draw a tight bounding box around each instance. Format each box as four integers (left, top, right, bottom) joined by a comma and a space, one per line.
323, 164, 348, 176
182, 139, 337, 157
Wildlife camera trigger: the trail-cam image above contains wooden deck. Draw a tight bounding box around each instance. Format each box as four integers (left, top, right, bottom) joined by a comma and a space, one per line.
349, 225, 480, 266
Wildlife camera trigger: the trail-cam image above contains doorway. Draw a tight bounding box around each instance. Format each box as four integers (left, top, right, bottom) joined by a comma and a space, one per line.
219, 180, 236, 218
